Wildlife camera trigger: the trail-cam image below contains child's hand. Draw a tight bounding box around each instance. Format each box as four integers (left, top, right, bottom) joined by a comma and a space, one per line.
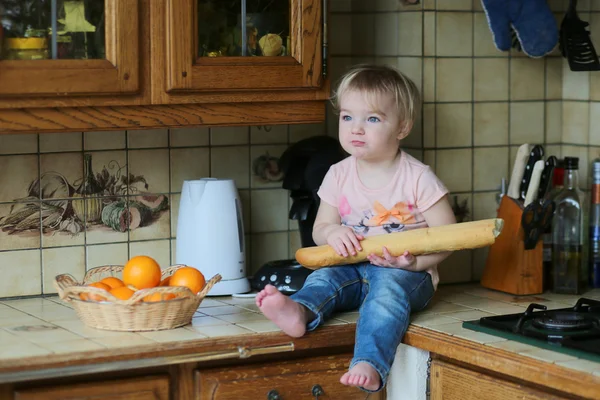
367, 247, 417, 270
326, 226, 364, 257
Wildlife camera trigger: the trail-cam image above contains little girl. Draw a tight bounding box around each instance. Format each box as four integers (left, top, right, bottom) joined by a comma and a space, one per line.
256, 64, 456, 393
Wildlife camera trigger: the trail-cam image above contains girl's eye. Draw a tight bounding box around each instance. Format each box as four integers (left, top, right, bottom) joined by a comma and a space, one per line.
368, 116, 380, 123
341, 115, 352, 121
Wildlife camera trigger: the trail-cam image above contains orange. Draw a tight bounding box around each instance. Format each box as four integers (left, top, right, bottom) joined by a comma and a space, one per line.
109, 286, 135, 301
169, 267, 205, 295
159, 276, 171, 286
143, 292, 177, 302
80, 282, 110, 302
100, 276, 125, 290
122, 255, 161, 289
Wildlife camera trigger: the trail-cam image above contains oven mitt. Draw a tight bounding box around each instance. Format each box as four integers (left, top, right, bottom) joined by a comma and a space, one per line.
481, 0, 558, 57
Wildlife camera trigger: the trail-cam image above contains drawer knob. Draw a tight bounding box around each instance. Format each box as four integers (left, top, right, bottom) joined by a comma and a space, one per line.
312, 384, 324, 398
267, 389, 282, 400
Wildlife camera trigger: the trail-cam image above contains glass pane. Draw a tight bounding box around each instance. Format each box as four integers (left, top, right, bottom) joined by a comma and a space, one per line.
0, 0, 105, 60
197, 0, 290, 57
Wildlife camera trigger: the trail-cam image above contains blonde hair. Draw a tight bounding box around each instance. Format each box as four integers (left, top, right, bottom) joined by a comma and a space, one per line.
331, 64, 421, 133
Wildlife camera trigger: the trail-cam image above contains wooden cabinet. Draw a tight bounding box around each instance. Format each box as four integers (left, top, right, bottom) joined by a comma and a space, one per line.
164, 0, 323, 93
0, 0, 329, 132
0, 0, 142, 109
195, 353, 369, 399
13, 375, 169, 400
430, 359, 571, 400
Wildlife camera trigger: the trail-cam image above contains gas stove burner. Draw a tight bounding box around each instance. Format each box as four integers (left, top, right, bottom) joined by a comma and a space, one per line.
531, 312, 594, 331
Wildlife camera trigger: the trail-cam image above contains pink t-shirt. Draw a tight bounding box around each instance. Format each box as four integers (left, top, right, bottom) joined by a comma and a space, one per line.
317, 151, 449, 289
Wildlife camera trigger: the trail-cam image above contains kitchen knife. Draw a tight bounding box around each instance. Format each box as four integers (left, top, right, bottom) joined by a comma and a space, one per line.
537, 156, 557, 200
524, 160, 545, 207
507, 144, 532, 199
519, 145, 544, 201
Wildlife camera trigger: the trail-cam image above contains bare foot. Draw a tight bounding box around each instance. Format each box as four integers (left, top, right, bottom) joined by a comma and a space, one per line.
340, 362, 381, 391
256, 284, 311, 337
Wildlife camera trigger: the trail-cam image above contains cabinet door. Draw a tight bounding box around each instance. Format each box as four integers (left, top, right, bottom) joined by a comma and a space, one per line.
0, 0, 139, 97
165, 0, 323, 92
196, 353, 368, 399
430, 359, 570, 400
13, 375, 169, 400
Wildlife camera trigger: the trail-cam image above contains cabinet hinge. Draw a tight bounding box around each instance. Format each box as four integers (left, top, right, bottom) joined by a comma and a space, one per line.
322, 0, 328, 79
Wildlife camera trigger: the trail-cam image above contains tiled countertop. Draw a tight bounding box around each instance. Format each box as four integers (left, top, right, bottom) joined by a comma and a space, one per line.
1, 284, 599, 380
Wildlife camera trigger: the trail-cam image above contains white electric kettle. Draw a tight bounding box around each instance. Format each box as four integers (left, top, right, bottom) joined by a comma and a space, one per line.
176, 178, 250, 296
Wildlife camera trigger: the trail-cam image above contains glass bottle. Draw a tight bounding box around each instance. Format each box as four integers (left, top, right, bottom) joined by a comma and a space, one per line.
542, 159, 564, 292
552, 157, 588, 294
589, 159, 600, 288
72, 154, 103, 223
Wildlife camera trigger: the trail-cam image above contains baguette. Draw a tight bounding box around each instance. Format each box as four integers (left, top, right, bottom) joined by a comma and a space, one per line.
295, 218, 504, 269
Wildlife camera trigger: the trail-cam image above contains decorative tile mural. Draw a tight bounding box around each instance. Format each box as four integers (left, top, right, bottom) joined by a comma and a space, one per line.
0, 153, 169, 237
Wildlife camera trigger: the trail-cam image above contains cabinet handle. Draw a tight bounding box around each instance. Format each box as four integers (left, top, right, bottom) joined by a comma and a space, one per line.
312, 384, 324, 398
267, 389, 282, 400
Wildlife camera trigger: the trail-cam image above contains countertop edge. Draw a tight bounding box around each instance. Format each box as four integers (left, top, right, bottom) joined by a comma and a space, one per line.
404, 325, 600, 399
1, 323, 599, 398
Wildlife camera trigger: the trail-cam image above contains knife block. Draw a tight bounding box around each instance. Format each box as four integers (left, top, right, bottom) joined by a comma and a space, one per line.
481, 195, 543, 295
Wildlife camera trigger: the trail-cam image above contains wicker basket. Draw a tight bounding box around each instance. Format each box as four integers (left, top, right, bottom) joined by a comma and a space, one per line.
54, 265, 222, 332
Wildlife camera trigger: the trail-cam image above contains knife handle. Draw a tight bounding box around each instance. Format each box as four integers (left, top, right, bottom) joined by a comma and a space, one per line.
524, 160, 545, 207
537, 156, 557, 200
507, 144, 531, 199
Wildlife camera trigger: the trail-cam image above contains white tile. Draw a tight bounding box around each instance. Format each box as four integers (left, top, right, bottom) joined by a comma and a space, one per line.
444, 310, 496, 321
92, 334, 157, 348
556, 359, 600, 373
210, 126, 249, 145
374, 13, 398, 56
436, 103, 472, 148
486, 340, 540, 353
199, 305, 248, 316
40, 132, 82, 152
42, 246, 86, 295
40, 338, 106, 354
128, 129, 168, 148
436, 12, 473, 57
191, 324, 253, 338
0, 133, 37, 154
0, 154, 38, 202
424, 300, 471, 314
410, 314, 458, 327
170, 147, 210, 192
169, 127, 209, 147
187, 316, 230, 328
250, 189, 289, 232
519, 348, 578, 363
0, 342, 52, 360
216, 312, 266, 323
250, 125, 288, 145
84, 131, 126, 150
237, 320, 281, 333
138, 327, 206, 342
398, 13, 423, 56
0, 249, 41, 297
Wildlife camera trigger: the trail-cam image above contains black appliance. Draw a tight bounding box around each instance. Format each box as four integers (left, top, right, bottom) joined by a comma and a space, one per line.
251, 136, 346, 295
463, 298, 600, 363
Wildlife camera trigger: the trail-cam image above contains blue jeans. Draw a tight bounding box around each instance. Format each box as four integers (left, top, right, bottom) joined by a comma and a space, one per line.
290, 262, 435, 392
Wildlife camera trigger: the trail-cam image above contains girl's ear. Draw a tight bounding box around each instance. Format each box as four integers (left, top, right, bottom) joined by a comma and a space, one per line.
397, 121, 413, 140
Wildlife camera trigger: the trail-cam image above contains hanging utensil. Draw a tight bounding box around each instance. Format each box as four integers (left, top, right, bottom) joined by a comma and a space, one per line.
560, 0, 600, 71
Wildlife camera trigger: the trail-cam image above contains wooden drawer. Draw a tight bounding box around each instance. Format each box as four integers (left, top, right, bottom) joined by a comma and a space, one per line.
195, 353, 369, 399
13, 375, 169, 400
431, 359, 570, 400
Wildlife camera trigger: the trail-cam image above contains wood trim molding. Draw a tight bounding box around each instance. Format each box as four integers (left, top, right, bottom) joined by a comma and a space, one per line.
0, 101, 326, 134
